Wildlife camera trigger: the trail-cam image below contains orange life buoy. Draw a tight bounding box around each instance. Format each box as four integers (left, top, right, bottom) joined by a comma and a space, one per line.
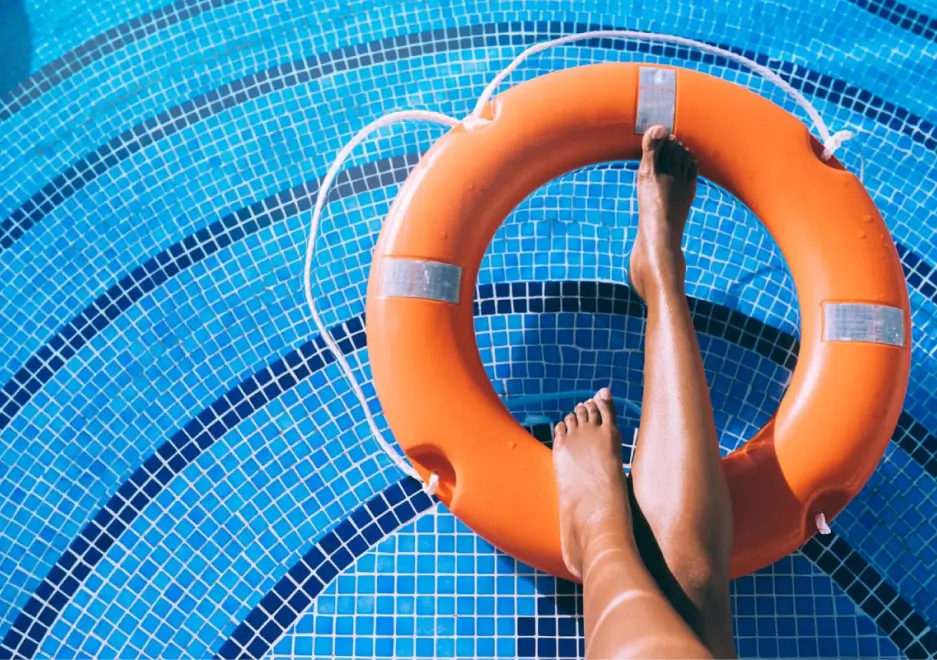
365, 63, 911, 581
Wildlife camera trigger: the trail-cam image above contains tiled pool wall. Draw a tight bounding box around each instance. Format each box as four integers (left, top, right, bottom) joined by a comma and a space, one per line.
2, 0, 937, 658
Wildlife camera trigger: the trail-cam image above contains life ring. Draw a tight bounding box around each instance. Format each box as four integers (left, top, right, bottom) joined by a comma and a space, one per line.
365, 63, 911, 580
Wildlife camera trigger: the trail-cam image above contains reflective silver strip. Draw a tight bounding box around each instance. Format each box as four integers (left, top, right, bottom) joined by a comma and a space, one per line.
822, 302, 906, 347
635, 67, 676, 134
380, 258, 462, 304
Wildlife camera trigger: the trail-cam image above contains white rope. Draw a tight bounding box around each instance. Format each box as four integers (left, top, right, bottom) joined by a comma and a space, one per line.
424, 472, 440, 497
469, 29, 856, 162
821, 129, 854, 160
304, 31, 859, 493
815, 511, 832, 535
302, 110, 458, 489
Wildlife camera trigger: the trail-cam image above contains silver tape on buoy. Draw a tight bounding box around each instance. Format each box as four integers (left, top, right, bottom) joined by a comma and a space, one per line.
381, 258, 462, 304
635, 67, 676, 135
822, 302, 906, 347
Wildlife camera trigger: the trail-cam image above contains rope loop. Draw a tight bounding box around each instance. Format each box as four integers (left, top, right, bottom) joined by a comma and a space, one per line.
303, 31, 854, 493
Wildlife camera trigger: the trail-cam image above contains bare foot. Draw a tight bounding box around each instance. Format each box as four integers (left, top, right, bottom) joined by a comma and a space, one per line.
553, 388, 632, 579
630, 125, 698, 300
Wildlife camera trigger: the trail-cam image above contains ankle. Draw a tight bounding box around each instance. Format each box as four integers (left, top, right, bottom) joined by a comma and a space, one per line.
630, 246, 686, 294
636, 268, 686, 305
580, 519, 636, 560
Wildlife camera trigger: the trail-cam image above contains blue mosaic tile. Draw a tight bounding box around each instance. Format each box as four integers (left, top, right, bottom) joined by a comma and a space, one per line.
0, 0, 233, 122
847, 0, 937, 42
0, 154, 415, 431
10, 271, 932, 657
216, 478, 433, 659
3, 2, 937, 659
802, 533, 937, 658
269, 501, 910, 659
0, 320, 362, 657
3, 21, 937, 256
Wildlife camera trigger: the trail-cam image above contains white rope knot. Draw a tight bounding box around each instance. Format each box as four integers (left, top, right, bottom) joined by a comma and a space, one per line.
820, 129, 855, 161
462, 115, 492, 131
815, 511, 832, 535
422, 472, 440, 497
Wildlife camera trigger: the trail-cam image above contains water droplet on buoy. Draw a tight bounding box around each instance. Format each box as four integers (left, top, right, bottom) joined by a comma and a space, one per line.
858, 230, 867, 238
862, 214, 873, 223
508, 440, 516, 450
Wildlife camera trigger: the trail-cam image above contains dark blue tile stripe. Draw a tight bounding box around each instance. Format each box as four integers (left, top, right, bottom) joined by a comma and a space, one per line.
4, 21, 937, 254
895, 411, 937, 480
517, 585, 585, 660
0, 317, 368, 660
802, 532, 937, 658
0, 0, 233, 121
475, 279, 802, 370
0, 152, 417, 433
476, 281, 937, 478
0, 27, 494, 252
212, 504, 937, 659
213, 478, 434, 660
5, 280, 936, 658
847, 0, 937, 41
5, 149, 936, 442
512, 529, 937, 659
897, 243, 937, 302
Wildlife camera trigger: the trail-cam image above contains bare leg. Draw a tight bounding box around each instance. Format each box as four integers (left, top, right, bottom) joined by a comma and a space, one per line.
628, 125, 736, 658
553, 398, 711, 659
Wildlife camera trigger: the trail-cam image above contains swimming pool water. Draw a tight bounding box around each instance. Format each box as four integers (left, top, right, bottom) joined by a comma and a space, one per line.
1, 0, 937, 658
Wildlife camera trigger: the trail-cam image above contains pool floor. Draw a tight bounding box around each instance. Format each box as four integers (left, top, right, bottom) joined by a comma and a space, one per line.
1, 0, 937, 658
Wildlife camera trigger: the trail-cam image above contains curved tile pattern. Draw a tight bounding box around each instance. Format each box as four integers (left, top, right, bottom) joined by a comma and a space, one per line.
3, 21, 937, 255
4, 4, 937, 659
803, 533, 937, 658
0, 0, 230, 121
0, 27, 490, 252
229, 483, 934, 659
215, 478, 433, 660
0, 153, 416, 431
0, 317, 365, 659
3, 152, 934, 451
5, 279, 935, 658
271, 508, 903, 659
848, 0, 937, 41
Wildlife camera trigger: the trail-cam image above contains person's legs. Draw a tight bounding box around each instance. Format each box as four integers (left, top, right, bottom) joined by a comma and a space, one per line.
553, 396, 711, 659
627, 125, 736, 658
